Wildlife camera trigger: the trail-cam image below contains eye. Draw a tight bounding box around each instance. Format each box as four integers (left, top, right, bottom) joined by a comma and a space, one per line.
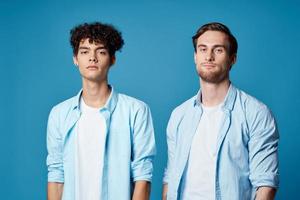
214, 48, 224, 54
80, 51, 88, 54
96, 49, 108, 55
199, 47, 207, 53
99, 51, 107, 55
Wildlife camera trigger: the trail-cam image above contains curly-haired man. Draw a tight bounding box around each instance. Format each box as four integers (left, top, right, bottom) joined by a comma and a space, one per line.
46, 22, 155, 200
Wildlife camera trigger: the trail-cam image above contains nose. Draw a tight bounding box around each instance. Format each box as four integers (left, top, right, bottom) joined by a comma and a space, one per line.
205, 50, 214, 62
89, 53, 98, 62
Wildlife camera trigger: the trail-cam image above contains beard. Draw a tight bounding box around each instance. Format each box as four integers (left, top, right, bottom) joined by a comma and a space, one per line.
197, 66, 230, 84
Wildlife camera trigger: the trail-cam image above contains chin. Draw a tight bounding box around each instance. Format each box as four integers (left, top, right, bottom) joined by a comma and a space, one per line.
199, 74, 227, 84
82, 75, 102, 82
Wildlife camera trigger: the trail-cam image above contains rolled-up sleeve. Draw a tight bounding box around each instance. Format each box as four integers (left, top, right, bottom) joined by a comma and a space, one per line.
163, 111, 176, 184
46, 107, 64, 183
248, 105, 279, 189
131, 104, 156, 182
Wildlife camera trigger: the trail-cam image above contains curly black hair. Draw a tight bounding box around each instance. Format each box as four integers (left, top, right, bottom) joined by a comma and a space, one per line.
70, 22, 124, 56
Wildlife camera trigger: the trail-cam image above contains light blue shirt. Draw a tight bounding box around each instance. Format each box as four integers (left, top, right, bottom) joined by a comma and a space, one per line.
46, 87, 156, 200
163, 84, 279, 200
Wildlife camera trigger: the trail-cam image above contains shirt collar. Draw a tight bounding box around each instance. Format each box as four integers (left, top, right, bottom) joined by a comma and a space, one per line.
222, 84, 237, 111
71, 85, 118, 114
194, 83, 237, 111
194, 90, 201, 107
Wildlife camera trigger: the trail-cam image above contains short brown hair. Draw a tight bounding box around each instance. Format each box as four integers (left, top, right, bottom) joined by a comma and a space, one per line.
192, 22, 238, 56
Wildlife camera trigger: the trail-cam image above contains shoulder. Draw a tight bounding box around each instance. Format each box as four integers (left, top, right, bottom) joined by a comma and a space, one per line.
115, 93, 153, 127
48, 95, 77, 119
235, 88, 271, 115
234, 87, 275, 130
117, 93, 150, 111
166, 94, 197, 129
171, 95, 196, 119
234, 87, 278, 142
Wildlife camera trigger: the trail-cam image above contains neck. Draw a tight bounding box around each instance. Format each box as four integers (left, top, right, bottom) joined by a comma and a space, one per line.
81, 79, 111, 108
200, 79, 230, 107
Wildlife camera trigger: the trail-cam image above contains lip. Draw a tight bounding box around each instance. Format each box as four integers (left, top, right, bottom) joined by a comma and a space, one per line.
202, 63, 216, 67
87, 65, 99, 69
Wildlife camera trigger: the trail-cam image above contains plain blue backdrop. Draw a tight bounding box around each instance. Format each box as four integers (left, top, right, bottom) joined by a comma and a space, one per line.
1, 0, 299, 199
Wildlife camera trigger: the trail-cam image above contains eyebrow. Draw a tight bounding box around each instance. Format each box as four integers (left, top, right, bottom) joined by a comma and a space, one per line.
197, 44, 227, 48
78, 46, 107, 50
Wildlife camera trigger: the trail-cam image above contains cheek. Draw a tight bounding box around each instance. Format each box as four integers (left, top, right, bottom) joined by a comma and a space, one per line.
195, 54, 203, 65
77, 67, 85, 74
104, 58, 113, 67
218, 56, 230, 65
221, 60, 231, 71
77, 63, 87, 72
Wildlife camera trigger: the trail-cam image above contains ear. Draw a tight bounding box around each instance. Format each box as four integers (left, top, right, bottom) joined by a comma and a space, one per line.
230, 54, 237, 66
110, 56, 116, 66
73, 56, 78, 66
194, 52, 197, 65
228, 54, 237, 70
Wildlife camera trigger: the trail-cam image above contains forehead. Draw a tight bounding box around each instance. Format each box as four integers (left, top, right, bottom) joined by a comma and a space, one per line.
79, 38, 105, 48
197, 31, 229, 46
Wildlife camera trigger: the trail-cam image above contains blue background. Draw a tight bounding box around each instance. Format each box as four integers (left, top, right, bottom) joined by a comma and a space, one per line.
0, 0, 299, 199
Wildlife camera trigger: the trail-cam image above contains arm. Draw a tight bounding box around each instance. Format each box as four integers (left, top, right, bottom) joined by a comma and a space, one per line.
131, 105, 156, 197
132, 180, 150, 200
162, 184, 168, 200
255, 186, 276, 200
46, 108, 65, 199
47, 182, 64, 200
162, 111, 177, 200
248, 106, 279, 197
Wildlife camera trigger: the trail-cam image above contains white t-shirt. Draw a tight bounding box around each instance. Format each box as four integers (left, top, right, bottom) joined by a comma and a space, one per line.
74, 97, 107, 200
181, 103, 224, 200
